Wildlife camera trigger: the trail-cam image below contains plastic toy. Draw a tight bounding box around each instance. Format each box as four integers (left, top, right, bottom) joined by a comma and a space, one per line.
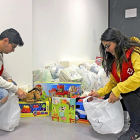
41, 91, 47, 100
34, 82, 81, 112
21, 105, 31, 113
75, 96, 90, 125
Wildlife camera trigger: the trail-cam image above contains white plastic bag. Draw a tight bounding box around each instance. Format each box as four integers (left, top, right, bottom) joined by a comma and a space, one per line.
0, 93, 20, 131
83, 96, 124, 134
20, 84, 32, 93
47, 63, 64, 79
97, 68, 110, 88
33, 68, 52, 82
59, 66, 82, 82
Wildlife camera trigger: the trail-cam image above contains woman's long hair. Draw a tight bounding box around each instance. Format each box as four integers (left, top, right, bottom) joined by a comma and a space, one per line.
100, 28, 140, 77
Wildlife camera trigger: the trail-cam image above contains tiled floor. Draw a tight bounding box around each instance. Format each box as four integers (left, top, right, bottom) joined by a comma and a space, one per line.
0, 116, 129, 140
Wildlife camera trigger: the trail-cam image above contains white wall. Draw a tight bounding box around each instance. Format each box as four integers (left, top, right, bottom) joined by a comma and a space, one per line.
0, 0, 108, 86
33, 0, 108, 69
0, 0, 32, 87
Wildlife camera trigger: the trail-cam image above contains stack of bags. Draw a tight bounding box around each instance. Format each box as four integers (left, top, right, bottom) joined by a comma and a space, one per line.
32, 61, 110, 93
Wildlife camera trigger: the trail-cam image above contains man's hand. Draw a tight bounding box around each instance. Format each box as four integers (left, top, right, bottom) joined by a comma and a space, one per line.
16, 88, 27, 99
88, 90, 99, 102
108, 92, 119, 103
7, 79, 12, 82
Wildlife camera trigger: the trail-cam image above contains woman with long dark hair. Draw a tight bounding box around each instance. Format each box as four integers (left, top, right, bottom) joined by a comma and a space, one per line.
89, 28, 140, 140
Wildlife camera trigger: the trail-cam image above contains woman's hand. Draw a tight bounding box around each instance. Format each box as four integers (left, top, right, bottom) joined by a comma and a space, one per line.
88, 90, 99, 102
88, 90, 99, 97
108, 92, 119, 103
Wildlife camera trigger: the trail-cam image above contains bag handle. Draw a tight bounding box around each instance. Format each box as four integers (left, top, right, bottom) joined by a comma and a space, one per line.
83, 96, 93, 103
83, 96, 109, 104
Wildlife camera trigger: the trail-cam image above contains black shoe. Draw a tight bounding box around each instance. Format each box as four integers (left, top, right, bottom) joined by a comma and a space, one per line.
117, 128, 140, 140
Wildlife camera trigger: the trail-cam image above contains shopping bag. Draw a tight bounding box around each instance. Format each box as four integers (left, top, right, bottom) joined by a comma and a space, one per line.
33, 68, 52, 82
20, 84, 32, 93
59, 66, 82, 82
0, 93, 20, 131
83, 96, 124, 134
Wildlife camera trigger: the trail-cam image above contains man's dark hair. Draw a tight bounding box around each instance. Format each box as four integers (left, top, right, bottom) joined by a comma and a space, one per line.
0, 28, 24, 46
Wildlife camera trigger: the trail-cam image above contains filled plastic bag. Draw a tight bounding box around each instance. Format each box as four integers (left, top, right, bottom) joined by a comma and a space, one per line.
33, 68, 52, 82
83, 96, 124, 134
95, 57, 103, 66
76, 66, 97, 92
47, 63, 64, 79
90, 62, 100, 74
97, 68, 110, 88
0, 93, 20, 131
20, 84, 32, 93
59, 66, 82, 82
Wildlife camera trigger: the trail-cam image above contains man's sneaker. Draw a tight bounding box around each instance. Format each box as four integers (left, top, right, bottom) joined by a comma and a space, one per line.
117, 128, 140, 140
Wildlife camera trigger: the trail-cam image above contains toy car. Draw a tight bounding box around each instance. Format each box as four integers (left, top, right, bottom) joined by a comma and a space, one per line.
75, 97, 87, 120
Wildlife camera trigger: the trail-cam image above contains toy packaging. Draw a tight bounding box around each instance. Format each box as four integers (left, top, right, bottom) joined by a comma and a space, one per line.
34, 82, 81, 112
34, 82, 81, 98
52, 97, 76, 123
19, 101, 49, 117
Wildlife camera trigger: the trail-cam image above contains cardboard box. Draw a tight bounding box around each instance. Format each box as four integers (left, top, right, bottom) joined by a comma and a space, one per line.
19, 101, 49, 117
52, 97, 76, 123
34, 82, 81, 112
34, 82, 81, 98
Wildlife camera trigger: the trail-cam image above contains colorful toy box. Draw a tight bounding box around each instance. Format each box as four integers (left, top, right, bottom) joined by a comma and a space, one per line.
34, 82, 81, 98
52, 97, 76, 123
19, 101, 49, 117
34, 82, 81, 111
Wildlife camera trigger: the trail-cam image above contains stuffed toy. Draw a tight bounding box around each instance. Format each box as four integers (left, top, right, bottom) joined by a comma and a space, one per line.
20, 88, 41, 102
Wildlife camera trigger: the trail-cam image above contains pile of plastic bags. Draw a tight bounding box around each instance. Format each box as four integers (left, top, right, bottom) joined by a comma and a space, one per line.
33, 61, 110, 93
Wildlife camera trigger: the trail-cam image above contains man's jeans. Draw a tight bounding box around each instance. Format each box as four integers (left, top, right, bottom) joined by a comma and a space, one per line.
0, 81, 17, 106
0, 89, 9, 105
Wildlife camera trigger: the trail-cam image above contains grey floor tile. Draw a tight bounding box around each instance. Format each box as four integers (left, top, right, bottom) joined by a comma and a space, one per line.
0, 117, 129, 140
